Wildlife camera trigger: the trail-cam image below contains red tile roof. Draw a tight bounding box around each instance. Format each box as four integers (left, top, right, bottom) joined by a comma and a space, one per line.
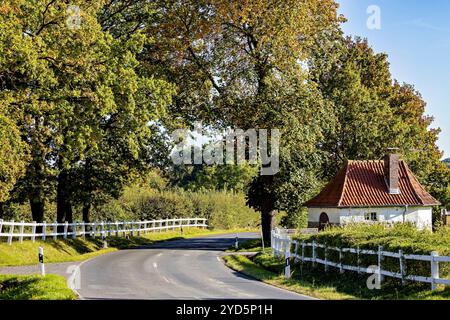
305, 160, 441, 208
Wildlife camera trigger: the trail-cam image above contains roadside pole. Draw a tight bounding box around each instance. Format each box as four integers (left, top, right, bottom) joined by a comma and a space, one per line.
285, 240, 291, 279
261, 229, 265, 253
38, 247, 45, 276
235, 234, 239, 250
102, 232, 108, 248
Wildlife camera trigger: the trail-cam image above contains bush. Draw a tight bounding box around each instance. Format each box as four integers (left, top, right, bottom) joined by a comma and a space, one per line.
279, 208, 308, 229
1, 178, 260, 231
94, 185, 259, 230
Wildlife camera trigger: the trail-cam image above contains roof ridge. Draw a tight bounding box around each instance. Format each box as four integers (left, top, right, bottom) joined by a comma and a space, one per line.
350, 159, 383, 163
337, 160, 350, 207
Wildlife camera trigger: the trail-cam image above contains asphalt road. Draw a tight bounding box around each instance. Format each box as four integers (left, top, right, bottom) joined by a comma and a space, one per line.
76, 232, 312, 300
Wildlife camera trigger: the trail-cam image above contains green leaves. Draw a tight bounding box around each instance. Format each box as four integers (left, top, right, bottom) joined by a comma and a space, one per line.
0, 1, 174, 220
0, 110, 29, 202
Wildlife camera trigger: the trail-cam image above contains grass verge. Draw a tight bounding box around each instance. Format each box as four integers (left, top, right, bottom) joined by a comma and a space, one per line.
0, 228, 256, 267
226, 238, 265, 253
223, 249, 450, 300
0, 274, 77, 300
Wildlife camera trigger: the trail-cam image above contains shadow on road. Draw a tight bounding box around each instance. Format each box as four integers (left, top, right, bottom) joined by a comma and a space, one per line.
131, 235, 259, 251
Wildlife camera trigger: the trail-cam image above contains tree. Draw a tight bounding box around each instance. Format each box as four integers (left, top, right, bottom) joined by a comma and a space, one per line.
145, 0, 343, 242
0, 0, 174, 224
170, 161, 258, 193
0, 110, 28, 216
309, 34, 448, 215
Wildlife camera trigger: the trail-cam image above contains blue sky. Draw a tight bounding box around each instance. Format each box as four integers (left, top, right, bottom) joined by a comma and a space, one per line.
337, 0, 450, 158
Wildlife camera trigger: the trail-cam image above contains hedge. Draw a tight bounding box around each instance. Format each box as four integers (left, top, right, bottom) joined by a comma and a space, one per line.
294, 223, 450, 284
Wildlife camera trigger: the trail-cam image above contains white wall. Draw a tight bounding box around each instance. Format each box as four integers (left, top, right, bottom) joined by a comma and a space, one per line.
308, 206, 433, 230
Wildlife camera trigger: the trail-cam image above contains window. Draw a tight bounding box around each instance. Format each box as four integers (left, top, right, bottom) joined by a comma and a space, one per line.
365, 212, 378, 221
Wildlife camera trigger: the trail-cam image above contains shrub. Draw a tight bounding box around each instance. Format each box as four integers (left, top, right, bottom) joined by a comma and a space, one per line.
1, 181, 259, 231
94, 185, 259, 230
294, 223, 450, 283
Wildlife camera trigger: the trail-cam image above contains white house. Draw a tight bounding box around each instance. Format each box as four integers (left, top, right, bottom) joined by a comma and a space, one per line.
305, 154, 441, 230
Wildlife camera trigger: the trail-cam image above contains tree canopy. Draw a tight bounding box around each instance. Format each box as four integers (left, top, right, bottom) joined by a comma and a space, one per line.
0, 0, 447, 236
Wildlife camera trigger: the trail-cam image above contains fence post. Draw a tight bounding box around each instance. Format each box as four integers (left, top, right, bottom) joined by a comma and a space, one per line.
91, 222, 96, 238
312, 240, 316, 267
0, 219, 3, 236
272, 233, 277, 257
143, 221, 147, 234
431, 251, 439, 291
81, 222, 85, 240
324, 244, 329, 272
172, 219, 176, 231
301, 241, 305, 262
31, 222, 36, 243
293, 241, 299, 263
53, 222, 58, 240
42, 221, 46, 241
115, 221, 119, 237
285, 239, 291, 279
357, 246, 361, 275
276, 236, 281, 258
100, 221, 104, 239
122, 221, 126, 237
270, 230, 274, 252
378, 246, 384, 284
63, 222, 68, 239
107, 222, 112, 237
339, 248, 344, 274
72, 221, 77, 240
8, 220, 14, 245
277, 234, 280, 258
166, 218, 169, 232
399, 249, 405, 286
19, 220, 25, 244
159, 220, 162, 233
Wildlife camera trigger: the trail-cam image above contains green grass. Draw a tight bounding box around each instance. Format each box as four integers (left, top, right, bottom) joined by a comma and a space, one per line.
223, 254, 353, 300
0, 274, 77, 300
223, 242, 450, 300
226, 238, 266, 253
0, 227, 256, 267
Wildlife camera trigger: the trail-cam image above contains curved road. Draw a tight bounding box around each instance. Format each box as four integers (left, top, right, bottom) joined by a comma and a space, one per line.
76, 233, 311, 300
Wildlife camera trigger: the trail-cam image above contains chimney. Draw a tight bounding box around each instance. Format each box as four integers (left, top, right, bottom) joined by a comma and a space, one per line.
384, 154, 400, 194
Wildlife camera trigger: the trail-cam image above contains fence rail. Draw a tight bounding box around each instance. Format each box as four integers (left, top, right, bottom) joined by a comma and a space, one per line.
271, 228, 450, 291
0, 218, 208, 245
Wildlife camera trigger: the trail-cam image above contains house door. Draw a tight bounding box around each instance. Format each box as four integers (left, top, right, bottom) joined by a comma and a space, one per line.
319, 212, 329, 231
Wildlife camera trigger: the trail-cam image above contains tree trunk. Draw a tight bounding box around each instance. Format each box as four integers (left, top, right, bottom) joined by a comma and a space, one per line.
56, 168, 70, 234
66, 202, 73, 223
82, 156, 92, 224
82, 204, 90, 223
30, 198, 44, 233
30, 199, 44, 222
261, 209, 276, 245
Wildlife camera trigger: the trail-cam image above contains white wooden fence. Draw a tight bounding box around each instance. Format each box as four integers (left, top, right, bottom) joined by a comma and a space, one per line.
0, 218, 208, 245
271, 228, 450, 291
